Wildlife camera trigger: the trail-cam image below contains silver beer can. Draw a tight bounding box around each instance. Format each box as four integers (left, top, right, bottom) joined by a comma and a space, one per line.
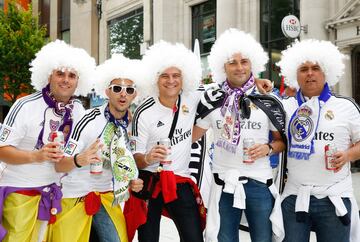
243, 138, 255, 164
157, 138, 172, 170
325, 144, 337, 170
90, 161, 103, 174
90, 149, 103, 174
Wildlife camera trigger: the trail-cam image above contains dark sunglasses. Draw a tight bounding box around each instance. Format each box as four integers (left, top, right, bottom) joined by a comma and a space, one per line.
108, 84, 136, 95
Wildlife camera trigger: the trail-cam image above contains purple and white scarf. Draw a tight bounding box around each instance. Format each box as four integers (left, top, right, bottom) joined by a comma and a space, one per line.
217, 74, 255, 153
35, 84, 75, 149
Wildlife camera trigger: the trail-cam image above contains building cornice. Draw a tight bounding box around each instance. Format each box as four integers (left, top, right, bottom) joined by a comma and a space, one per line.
326, 0, 360, 29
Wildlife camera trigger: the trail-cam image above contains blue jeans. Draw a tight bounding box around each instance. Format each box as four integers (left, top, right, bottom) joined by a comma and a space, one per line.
218, 179, 274, 242
282, 195, 351, 242
92, 204, 121, 242
138, 182, 203, 242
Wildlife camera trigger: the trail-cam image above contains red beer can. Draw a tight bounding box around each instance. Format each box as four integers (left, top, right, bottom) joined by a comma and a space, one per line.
50, 131, 65, 151
325, 144, 337, 170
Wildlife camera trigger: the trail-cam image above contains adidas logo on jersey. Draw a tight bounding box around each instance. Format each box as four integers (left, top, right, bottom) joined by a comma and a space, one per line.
157, 121, 164, 127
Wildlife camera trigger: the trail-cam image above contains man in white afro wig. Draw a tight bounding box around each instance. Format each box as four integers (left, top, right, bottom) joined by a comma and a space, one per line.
0, 40, 96, 241
128, 40, 206, 242
278, 39, 360, 242
277, 39, 345, 89
30, 39, 96, 96
208, 28, 268, 83
50, 53, 143, 241
193, 28, 286, 242
141, 40, 202, 97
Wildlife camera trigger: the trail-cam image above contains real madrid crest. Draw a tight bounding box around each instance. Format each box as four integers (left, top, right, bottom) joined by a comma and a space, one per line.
290, 105, 314, 142
325, 110, 334, 120
182, 104, 189, 114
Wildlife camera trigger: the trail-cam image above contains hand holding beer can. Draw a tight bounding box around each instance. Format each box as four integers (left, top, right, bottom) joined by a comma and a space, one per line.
157, 138, 172, 171
325, 144, 337, 170
243, 138, 255, 164
90, 144, 103, 174
50, 131, 65, 151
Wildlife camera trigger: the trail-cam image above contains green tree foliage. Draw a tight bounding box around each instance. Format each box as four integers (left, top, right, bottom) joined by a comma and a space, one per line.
109, 9, 143, 59
0, 1, 47, 104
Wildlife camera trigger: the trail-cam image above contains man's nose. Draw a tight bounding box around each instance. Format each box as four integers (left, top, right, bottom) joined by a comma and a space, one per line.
234, 62, 244, 70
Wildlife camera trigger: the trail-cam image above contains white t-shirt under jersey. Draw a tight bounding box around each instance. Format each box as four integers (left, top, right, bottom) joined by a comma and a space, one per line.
282, 95, 360, 187
196, 87, 277, 181
0, 92, 85, 187
132, 92, 201, 178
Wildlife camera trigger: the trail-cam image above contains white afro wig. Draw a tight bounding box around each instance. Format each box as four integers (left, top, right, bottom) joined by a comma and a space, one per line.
208, 28, 268, 84
30, 40, 96, 96
277, 39, 346, 89
141, 40, 202, 97
95, 54, 145, 98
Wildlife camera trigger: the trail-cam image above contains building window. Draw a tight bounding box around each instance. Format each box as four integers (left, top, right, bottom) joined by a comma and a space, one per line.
192, 0, 216, 55
260, 0, 300, 88
108, 8, 144, 59
39, 0, 50, 37
59, 0, 70, 43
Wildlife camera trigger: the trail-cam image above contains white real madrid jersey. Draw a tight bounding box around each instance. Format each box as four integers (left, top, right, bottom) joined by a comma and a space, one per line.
0, 92, 85, 187
61, 103, 132, 198
132, 92, 201, 177
283, 95, 360, 186
196, 89, 277, 181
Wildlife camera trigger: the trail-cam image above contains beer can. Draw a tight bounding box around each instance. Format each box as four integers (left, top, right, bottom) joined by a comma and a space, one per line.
325, 144, 337, 170
243, 138, 255, 164
90, 162, 103, 174
90, 149, 103, 174
157, 138, 172, 169
50, 131, 65, 151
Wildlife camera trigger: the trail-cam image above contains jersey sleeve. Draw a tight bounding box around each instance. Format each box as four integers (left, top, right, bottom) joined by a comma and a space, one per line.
0, 99, 28, 147
195, 113, 213, 130
63, 108, 97, 157
347, 102, 360, 143
131, 111, 149, 154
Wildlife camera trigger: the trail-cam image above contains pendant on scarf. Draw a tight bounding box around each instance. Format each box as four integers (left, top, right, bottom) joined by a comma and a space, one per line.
290, 105, 314, 142
325, 110, 334, 120
100, 123, 116, 170
221, 115, 233, 140
110, 129, 138, 205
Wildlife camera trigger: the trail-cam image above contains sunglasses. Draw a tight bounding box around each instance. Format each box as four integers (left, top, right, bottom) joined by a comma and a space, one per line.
108, 84, 136, 95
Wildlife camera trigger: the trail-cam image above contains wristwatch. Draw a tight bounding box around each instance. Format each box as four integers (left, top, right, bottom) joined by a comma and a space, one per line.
266, 143, 273, 156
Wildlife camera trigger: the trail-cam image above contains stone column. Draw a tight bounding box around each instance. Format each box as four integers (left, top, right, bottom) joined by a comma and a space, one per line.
336, 47, 353, 97
49, 0, 58, 41
300, 0, 329, 40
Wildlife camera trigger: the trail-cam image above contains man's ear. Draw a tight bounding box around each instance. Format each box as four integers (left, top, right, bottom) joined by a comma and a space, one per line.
105, 88, 110, 98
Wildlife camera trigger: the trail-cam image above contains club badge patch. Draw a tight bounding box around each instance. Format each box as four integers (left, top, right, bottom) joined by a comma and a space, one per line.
0, 128, 10, 142
182, 104, 189, 114
290, 106, 314, 142
64, 141, 77, 155
325, 110, 334, 120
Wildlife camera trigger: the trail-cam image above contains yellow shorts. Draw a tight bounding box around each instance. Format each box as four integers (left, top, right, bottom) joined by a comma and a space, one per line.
2, 192, 46, 242
47, 192, 128, 242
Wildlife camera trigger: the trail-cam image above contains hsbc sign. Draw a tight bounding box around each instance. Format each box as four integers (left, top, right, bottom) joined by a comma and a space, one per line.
281, 15, 301, 38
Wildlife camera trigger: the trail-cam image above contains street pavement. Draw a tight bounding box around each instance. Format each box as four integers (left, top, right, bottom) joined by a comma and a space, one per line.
133, 172, 360, 242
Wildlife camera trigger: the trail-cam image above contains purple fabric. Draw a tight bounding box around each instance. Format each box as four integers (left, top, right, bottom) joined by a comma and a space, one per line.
0, 183, 62, 240
220, 74, 255, 147
35, 84, 75, 149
